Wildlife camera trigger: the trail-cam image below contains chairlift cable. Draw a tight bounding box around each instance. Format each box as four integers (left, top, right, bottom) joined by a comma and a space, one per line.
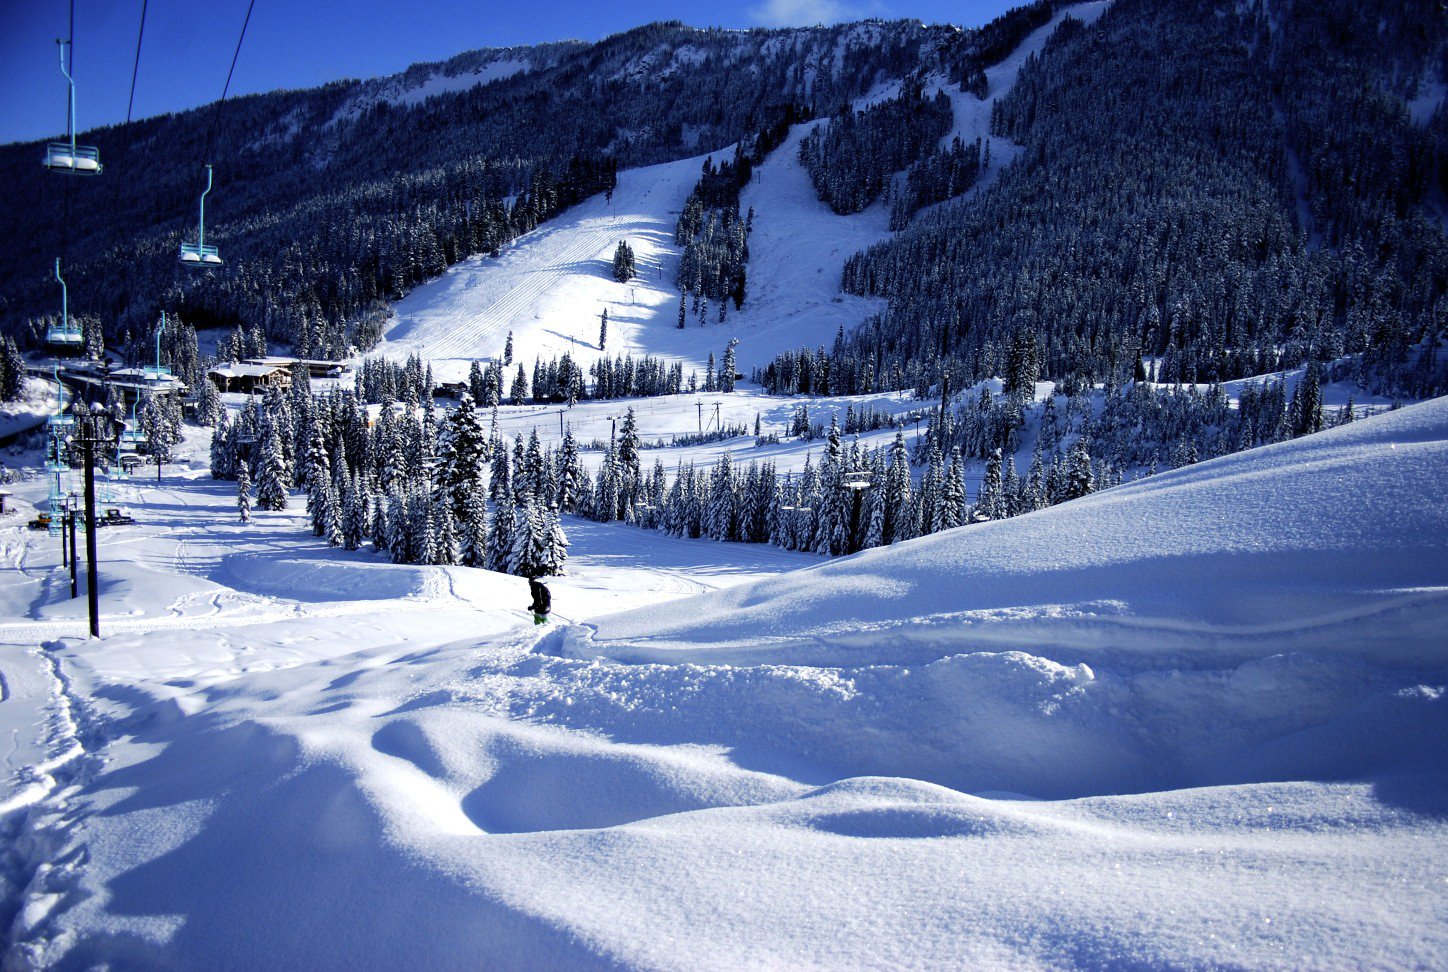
126, 0, 149, 124
203, 0, 256, 165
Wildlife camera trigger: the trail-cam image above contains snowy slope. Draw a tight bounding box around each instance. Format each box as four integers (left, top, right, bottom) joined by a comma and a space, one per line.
585, 396, 1448, 669
1, 406, 1445, 967
378, 7, 1086, 384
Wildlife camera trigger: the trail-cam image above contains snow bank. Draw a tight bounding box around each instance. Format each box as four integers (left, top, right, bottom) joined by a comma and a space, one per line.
584, 397, 1448, 670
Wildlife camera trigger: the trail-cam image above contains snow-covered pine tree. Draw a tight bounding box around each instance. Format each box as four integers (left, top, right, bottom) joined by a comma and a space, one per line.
210, 410, 233, 480
541, 504, 569, 576
371, 494, 390, 554
481, 427, 507, 504
706, 454, 735, 541
460, 484, 489, 568
975, 449, 1004, 521
442, 391, 489, 520
487, 492, 516, 572
508, 496, 546, 578
882, 431, 913, 543
418, 494, 440, 566
341, 474, 363, 551
612, 240, 636, 282
917, 442, 943, 536
195, 374, 224, 427
556, 428, 582, 512
255, 424, 291, 511
432, 493, 457, 565
719, 338, 738, 393
322, 478, 343, 547
940, 447, 967, 531
236, 461, 252, 524
814, 421, 850, 556
1063, 438, 1095, 500
599, 308, 608, 351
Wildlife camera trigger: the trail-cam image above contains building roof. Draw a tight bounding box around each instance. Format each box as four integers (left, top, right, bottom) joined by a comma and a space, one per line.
210, 363, 289, 379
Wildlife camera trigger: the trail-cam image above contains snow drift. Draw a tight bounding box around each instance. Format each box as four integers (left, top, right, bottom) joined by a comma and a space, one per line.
582, 396, 1448, 670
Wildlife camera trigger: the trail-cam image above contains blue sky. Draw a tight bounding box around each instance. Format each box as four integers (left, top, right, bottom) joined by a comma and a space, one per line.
0, 0, 1019, 145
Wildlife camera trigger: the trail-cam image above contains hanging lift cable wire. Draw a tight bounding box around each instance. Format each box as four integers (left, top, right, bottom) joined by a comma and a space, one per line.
125, 0, 149, 124
202, 0, 257, 166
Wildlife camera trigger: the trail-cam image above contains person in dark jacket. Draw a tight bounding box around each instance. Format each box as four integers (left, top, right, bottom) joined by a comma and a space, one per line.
528, 577, 551, 625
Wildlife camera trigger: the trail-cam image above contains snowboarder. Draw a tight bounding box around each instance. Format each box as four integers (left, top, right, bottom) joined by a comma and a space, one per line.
528, 577, 551, 626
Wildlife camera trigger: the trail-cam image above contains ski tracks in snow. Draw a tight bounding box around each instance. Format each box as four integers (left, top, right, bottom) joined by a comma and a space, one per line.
0, 641, 103, 968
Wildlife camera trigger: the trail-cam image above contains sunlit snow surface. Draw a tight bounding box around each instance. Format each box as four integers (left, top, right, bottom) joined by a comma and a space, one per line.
0, 396, 1444, 968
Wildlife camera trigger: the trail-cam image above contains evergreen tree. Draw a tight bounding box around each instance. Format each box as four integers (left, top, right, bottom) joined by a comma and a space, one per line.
599, 308, 608, 351
255, 424, 290, 511
236, 461, 252, 524
195, 373, 224, 427
541, 504, 569, 576
487, 492, 516, 572
1063, 438, 1095, 501
612, 240, 637, 282
941, 447, 967, 530
509, 496, 549, 578
882, 431, 913, 543
460, 484, 489, 568
441, 391, 489, 520
976, 449, 1004, 521
432, 493, 458, 565
720, 338, 738, 393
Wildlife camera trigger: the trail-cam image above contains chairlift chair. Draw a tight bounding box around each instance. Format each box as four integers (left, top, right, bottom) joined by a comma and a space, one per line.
47, 260, 83, 346
141, 311, 173, 382
42, 40, 102, 176
179, 165, 222, 269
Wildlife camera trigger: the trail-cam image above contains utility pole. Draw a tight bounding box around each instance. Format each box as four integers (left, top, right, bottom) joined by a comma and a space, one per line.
72, 403, 118, 638
83, 422, 100, 637
697, 401, 703, 434
68, 503, 78, 599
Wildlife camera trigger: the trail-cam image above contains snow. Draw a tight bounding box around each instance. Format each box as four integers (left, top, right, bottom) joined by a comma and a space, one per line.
388, 59, 531, 108
585, 396, 1448, 670
330, 55, 537, 126
0, 379, 61, 444
0, 395, 1443, 967
1407, 74, 1445, 126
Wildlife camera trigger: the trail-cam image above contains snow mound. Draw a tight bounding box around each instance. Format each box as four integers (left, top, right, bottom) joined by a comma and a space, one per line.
584, 396, 1448, 669
212, 553, 433, 603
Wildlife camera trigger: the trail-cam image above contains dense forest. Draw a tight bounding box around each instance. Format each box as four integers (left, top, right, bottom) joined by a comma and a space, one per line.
760, 0, 1448, 400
